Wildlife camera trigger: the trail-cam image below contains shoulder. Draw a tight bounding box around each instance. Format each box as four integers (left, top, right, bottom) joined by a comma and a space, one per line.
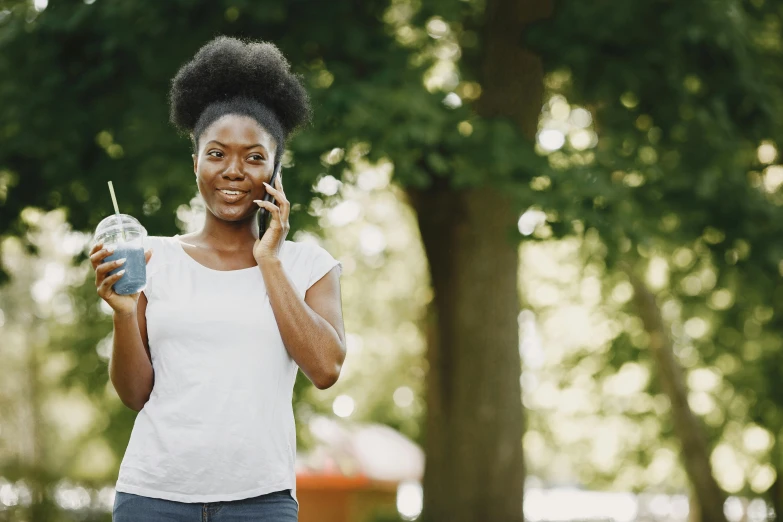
280, 239, 311, 268
280, 239, 334, 265
144, 235, 182, 270
141, 236, 182, 296
146, 234, 180, 245
145, 235, 180, 254
280, 238, 341, 292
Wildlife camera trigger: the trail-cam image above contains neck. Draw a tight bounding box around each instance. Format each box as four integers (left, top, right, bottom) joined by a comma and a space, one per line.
197, 211, 259, 251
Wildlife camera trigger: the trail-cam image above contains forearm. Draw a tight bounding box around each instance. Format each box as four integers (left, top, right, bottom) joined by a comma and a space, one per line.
109, 312, 154, 411
260, 258, 345, 389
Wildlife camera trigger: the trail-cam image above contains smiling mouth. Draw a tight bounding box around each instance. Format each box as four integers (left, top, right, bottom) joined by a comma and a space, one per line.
216, 189, 249, 202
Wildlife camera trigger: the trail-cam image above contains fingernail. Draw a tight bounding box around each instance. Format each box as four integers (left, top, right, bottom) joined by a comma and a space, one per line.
117, 270, 126, 275
117, 258, 126, 265
106, 245, 116, 253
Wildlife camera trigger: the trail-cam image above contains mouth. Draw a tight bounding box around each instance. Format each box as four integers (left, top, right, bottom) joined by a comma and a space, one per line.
216, 189, 249, 203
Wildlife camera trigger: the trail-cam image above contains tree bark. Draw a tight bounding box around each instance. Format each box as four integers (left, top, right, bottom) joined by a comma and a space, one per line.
476, 0, 553, 137
412, 185, 525, 522
629, 275, 728, 522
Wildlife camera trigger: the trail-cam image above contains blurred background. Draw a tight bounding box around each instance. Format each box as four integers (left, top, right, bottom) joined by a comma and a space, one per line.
2, 0, 783, 521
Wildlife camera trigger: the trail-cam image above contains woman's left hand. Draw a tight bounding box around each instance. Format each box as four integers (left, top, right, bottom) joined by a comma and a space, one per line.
253, 170, 290, 263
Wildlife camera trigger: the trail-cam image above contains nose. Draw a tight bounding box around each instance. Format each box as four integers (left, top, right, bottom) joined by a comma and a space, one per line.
222, 157, 245, 180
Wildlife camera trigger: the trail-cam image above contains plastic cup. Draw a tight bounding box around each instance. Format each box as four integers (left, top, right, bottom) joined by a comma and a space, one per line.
93, 214, 147, 295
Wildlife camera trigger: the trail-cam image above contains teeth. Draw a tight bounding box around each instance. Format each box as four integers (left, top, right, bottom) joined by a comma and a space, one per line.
221, 190, 242, 195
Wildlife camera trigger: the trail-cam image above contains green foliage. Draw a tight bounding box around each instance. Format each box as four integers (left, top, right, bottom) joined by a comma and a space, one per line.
518, 0, 783, 500
0, 0, 411, 236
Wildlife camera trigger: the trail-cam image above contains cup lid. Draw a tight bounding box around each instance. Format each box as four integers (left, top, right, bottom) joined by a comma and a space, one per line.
94, 214, 147, 243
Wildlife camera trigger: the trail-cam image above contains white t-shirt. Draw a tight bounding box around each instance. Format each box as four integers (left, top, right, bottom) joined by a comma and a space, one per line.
114, 235, 341, 503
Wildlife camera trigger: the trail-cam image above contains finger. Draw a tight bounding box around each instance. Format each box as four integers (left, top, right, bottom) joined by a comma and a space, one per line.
277, 194, 290, 221
145, 248, 153, 265
255, 199, 281, 216
90, 246, 116, 267
273, 194, 290, 214
254, 200, 282, 223
98, 270, 125, 296
276, 170, 283, 190
98, 272, 124, 299
90, 242, 103, 256
96, 257, 126, 278
264, 182, 289, 209
263, 182, 285, 199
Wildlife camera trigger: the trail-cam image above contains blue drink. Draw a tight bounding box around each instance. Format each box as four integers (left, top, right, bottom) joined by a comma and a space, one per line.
105, 244, 146, 295
93, 214, 148, 296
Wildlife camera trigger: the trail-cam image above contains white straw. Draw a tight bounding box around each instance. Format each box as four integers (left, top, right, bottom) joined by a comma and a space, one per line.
108, 181, 126, 242
108, 181, 121, 215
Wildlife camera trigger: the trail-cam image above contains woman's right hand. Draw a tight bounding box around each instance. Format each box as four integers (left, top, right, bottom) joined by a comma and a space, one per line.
90, 242, 153, 316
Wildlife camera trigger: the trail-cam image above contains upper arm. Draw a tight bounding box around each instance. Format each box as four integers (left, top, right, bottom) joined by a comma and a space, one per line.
137, 292, 152, 362
304, 266, 345, 345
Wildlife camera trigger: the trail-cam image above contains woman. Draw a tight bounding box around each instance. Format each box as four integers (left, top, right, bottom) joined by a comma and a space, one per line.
89, 37, 346, 521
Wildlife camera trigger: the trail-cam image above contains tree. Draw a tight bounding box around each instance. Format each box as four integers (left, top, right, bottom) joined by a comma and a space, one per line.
0, 209, 117, 522
525, 0, 783, 518
405, 0, 552, 518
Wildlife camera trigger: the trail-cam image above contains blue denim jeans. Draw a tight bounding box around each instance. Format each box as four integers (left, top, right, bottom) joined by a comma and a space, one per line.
113, 489, 298, 521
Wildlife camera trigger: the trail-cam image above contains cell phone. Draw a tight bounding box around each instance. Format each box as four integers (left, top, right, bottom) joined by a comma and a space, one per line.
257, 162, 281, 237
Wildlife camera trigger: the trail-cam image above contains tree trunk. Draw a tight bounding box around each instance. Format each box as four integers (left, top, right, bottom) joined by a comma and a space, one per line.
412, 185, 525, 522
771, 477, 782, 522
411, 1, 551, 520
765, 442, 783, 521
629, 275, 728, 522
476, 0, 553, 137
25, 324, 50, 521
689, 488, 702, 522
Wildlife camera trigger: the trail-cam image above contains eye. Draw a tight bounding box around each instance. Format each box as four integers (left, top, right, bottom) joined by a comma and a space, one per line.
248, 153, 264, 162
207, 150, 224, 158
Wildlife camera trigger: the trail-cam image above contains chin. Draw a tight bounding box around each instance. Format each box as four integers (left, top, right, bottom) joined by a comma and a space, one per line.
210, 204, 253, 223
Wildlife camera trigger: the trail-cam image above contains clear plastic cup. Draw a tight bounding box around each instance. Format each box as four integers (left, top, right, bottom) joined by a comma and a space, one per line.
93, 214, 147, 295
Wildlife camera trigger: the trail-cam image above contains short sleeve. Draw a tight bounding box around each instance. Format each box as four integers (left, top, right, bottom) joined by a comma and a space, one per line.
306, 243, 342, 290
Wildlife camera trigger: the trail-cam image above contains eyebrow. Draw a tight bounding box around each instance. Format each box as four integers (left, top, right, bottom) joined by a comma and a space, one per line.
205, 140, 268, 151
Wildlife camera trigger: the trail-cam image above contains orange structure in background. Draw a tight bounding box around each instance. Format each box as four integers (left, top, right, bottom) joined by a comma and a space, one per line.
294, 417, 424, 522
296, 473, 399, 522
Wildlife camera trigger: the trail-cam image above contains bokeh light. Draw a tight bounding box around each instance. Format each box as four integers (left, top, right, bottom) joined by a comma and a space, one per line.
332, 395, 355, 418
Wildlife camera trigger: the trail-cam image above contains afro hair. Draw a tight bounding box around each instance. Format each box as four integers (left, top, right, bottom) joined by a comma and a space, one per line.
169, 36, 311, 158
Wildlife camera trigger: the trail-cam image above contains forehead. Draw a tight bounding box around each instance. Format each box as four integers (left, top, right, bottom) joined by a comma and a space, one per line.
201, 114, 276, 150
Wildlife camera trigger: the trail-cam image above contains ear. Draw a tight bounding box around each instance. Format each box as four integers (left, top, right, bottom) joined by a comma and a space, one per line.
192, 154, 198, 175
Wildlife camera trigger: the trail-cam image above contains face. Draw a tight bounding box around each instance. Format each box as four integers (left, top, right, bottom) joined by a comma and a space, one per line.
193, 114, 277, 223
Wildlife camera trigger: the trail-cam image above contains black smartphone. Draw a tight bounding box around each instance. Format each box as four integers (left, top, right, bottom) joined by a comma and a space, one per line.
257, 162, 281, 237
